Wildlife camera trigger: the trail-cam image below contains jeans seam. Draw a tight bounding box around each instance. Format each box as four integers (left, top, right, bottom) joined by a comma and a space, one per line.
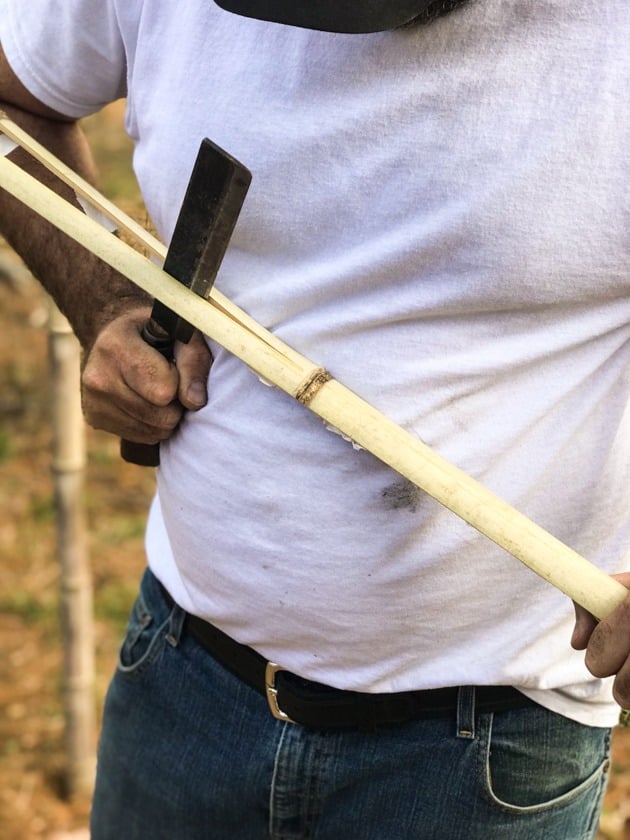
269, 726, 327, 839
269, 722, 290, 838
116, 613, 170, 678
583, 730, 611, 839
116, 571, 181, 679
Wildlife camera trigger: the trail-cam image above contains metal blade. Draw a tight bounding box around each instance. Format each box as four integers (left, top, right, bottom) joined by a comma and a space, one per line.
151, 137, 252, 343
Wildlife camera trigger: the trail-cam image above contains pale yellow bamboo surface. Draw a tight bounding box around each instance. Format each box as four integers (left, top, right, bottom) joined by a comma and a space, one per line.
0, 128, 626, 622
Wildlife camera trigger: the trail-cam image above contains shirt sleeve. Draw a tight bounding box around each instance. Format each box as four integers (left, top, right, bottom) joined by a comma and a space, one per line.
0, 0, 127, 118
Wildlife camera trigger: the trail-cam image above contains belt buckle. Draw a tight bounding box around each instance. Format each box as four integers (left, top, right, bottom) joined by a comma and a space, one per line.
265, 662, 297, 724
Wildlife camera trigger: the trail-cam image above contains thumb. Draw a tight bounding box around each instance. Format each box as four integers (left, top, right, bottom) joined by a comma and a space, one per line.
175, 331, 212, 410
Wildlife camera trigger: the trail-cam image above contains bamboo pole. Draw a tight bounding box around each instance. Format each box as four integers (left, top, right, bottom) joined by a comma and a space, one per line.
0, 124, 626, 622
48, 299, 95, 797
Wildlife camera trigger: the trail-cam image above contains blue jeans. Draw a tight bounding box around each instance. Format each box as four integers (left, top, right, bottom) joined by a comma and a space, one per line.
91, 568, 610, 839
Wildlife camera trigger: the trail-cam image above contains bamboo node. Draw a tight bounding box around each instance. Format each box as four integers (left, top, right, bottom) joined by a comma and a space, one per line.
294, 368, 332, 405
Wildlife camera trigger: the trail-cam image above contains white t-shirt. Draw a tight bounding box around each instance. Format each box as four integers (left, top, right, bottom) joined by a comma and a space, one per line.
2, 0, 629, 726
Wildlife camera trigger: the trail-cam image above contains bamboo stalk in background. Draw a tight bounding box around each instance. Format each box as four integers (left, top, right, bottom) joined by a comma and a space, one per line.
0, 118, 627, 625
48, 299, 95, 797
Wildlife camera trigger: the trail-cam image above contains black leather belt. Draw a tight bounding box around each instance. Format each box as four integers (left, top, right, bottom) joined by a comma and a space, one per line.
159, 583, 536, 730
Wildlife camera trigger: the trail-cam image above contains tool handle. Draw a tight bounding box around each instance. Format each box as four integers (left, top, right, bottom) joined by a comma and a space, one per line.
120, 319, 174, 467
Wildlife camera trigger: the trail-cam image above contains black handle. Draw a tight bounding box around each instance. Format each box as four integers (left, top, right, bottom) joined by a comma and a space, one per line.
120, 320, 174, 467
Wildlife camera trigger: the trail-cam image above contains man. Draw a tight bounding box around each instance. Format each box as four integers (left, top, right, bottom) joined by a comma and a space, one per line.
0, 1, 628, 837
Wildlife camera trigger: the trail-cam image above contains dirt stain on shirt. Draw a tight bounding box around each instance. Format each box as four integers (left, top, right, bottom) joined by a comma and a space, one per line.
381, 480, 421, 513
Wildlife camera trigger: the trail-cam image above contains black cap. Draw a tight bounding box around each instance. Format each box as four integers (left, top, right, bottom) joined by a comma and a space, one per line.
214, 0, 434, 34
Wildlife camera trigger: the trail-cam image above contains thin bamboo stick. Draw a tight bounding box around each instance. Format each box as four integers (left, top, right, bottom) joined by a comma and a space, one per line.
0, 112, 163, 260
48, 300, 95, 797
0, 142, 626, 622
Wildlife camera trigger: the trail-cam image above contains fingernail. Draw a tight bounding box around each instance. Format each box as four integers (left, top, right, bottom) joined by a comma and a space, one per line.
187, 380, 207, 407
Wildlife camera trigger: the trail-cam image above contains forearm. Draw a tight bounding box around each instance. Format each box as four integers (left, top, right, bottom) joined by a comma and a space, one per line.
0, 102, 150, 350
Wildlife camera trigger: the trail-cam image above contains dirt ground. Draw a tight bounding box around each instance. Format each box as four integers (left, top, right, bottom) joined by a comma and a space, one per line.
0, 104, 629, 839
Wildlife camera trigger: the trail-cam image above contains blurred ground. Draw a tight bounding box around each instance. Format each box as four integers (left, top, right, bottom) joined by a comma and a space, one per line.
0, 102, 629, 839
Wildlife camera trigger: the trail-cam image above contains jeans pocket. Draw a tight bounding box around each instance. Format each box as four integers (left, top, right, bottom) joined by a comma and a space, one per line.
117, 583, 170, 676
483, 705, 610, 815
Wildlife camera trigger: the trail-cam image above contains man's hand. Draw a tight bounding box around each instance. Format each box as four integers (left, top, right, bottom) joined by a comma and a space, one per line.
81, 307, 212, 443
572, 572, 630, 708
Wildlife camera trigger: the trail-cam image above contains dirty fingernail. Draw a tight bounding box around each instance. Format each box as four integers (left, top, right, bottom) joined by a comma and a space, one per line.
187, 380, 207, 407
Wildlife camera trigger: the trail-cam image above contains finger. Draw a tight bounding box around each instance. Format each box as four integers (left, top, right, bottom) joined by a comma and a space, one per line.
571, 572, 630, 651
112, 407, 184, 444
571, 602, 598, 651
81, 310, 184, 440
120, 335, 180, 408
174, 331, 212, 410
84, 308, 180, 405
109, 383, 185, 442
612, 657, 630, 709
611, 572, 630, 591
83, 370, 185, 442
584, 597, 630, 679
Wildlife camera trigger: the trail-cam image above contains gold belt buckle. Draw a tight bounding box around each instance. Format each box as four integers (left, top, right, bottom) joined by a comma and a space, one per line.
265, 662, 297, 724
